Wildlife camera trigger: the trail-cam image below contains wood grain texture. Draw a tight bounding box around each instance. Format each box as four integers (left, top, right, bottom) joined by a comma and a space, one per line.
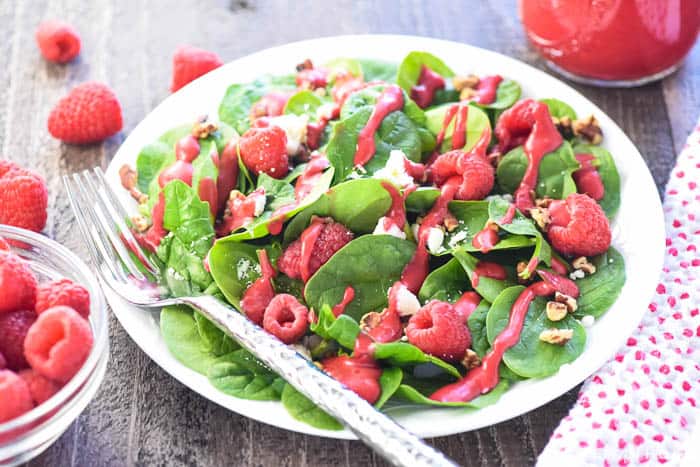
0, 0, 695, 465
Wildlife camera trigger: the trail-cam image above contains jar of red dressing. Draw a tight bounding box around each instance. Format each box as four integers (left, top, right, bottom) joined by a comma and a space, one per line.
519, 0, 700, 86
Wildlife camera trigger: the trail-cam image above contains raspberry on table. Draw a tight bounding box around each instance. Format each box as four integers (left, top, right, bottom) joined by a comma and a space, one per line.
47, 82, 123, 144
0, 309, 37, 371
262, 293, 309, 344
19, 369, 61, 405
0, 370, 34, 423
405, 300, 472, 361
35, 20, 81, 63
170, 45, 223, 92
238, 125, 289, 178
277, 218, 353, 280
24, 306, 94, 384
0, 251, 38, 314
0, 161, 48, 233
36, 278, 91, 319
429, 149, 494, 200
547, 193, 611, 257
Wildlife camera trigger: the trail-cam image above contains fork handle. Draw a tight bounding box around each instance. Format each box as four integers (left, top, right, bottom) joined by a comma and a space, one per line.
183, 295, 457, 467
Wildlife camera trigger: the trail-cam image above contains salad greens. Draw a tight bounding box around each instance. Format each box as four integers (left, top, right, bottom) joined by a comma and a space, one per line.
126, 50, 626, 431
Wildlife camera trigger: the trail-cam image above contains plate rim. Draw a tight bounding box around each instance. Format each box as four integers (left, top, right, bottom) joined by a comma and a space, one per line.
103, 34, 666, 439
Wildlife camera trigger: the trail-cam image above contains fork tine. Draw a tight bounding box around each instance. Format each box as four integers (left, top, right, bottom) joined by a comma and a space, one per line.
79, 170, 148, 282
70, 173, 132, 284
92, 167, 159, 275
63, 174, 128, 288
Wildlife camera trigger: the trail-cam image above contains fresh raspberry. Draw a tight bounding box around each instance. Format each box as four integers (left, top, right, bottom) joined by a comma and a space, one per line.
430, 150, 494, 200
321, 354, 382, 404
36, 279, 91, 319
277, 219, 353, 280
0, 352, 6, 369
547, 193, 611, 257
0, 310, 37, 371
405, 300, 471, 361
35, 20, 81, 63
277, 241, 302, 279
240, 250, 276, 325
24, 306, 94, 384
238, 125, 289, 179
0, 162, 48, 233
170, 45, 223, 92
47, 82, 123, 144
262, 294, 309, 344
19, 369, 60, 405
0, 370, 34, 423
0, 237, 9, 251
0, 252, 38, 314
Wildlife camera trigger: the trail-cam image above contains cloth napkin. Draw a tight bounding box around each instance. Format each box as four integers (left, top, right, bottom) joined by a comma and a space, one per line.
538, 117, 700, 466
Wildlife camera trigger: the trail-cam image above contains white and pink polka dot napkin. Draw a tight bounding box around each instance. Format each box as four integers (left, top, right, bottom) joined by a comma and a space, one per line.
538, 117, 700, 466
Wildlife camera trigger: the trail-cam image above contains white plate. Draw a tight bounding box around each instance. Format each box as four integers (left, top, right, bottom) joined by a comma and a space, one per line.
104, 35, 665, 439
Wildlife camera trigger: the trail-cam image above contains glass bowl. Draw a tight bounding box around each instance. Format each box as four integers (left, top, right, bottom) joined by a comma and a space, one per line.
0, 225, 109, 466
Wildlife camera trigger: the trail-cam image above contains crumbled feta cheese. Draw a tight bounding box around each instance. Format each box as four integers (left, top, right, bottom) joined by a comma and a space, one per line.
253, 193, 266, 216
373, 217, 406, 239
267, 114, 309, 155
447, 229, 468, 248
395, 286, 421, 317
373, 149, 413, 187
569, 269, 585, 280
581, 315, 595, 328
426, 227, 445, 254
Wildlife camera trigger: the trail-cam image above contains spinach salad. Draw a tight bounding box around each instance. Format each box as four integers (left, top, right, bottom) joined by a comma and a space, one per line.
121, 51, 625, 430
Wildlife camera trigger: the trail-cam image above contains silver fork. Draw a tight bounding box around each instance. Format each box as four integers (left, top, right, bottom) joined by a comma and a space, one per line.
63, 167, 458, 467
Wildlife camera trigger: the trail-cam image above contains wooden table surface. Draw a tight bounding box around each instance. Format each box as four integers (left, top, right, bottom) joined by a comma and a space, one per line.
2, 0, 698, 465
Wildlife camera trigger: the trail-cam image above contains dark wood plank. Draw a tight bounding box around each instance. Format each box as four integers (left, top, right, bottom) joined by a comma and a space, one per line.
0, 0, 693, 466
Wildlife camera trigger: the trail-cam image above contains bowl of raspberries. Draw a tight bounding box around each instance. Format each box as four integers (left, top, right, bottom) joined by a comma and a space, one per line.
0, 225, 108, 466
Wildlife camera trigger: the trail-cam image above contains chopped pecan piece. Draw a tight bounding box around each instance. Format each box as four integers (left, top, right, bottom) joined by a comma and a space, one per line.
192, 116, 218, 139
572, 256, 596, 274
539, 328, 574, 345
443, 213, 460, 232
461, 349, 481, 370
572, 115, 603, 145
516, 261, 533, 284
555, 292, 578, 313
546, 301, 568, 321
452, 74, 480, 92
296, 58, 314, 72
552, 115, 574, 139
530, 207, 551, 229
360, 312, 382, 334
535, 197, 553, 209
130, 214, 151, 233
119, 164, 148, 204
459, 87, 478, 101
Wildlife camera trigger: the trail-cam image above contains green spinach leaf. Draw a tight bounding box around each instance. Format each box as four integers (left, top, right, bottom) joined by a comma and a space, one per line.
358, 58, 398, 82
304, 235, 416, 321
496, 141, 579, 200
486, 286, 586, 378
208, 349, 285, 400
425, 104, 491, 153
419, 257, 471, 303
393, 377, 509, 408
208, 241, 262, 308
452, 247, 516, 303
396, 51, 454, 92
476, 79, 521, 110
281, 383, 343, 430
160, 305, 220, 375
466, 300, 492, 357
540, 98, 577, 120
194, 311, 239, 356
372, 342, 462, 378
573, 247, 625, 318
284, 90, 325, 118
572, 143, 621, 218
375, 367, 403, 409
309, 304, 361, 350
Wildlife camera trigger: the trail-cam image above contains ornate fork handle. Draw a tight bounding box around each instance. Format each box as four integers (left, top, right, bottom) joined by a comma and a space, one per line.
183, 295, 457, 467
